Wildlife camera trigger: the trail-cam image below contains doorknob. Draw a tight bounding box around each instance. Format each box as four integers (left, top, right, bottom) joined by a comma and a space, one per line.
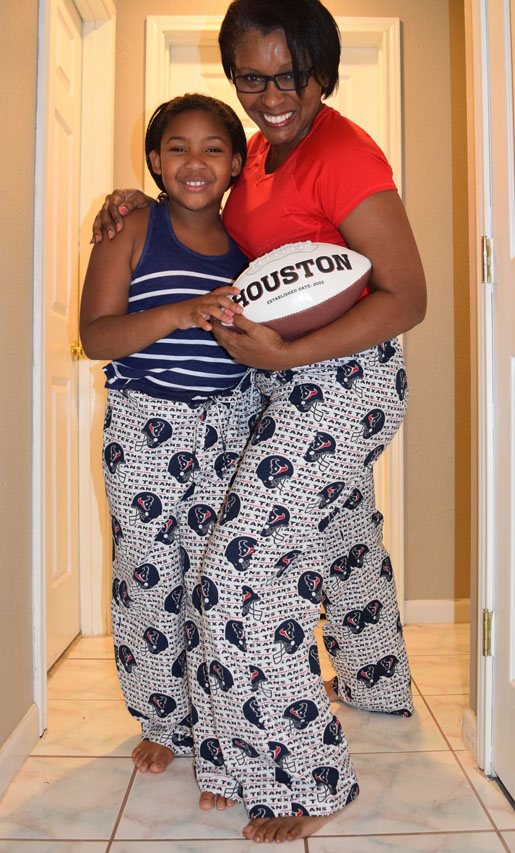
71, 340, 87, 360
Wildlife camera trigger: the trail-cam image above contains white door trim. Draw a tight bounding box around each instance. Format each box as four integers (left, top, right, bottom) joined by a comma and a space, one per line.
77, 15, 116, 637
143, 14, 405, 616
32, 0, 116, 735
467, 0, 495, 775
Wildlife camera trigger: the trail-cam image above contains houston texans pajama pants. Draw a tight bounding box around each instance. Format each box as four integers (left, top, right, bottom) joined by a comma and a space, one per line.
189, 339, 413, 817
103, 376, 261, 753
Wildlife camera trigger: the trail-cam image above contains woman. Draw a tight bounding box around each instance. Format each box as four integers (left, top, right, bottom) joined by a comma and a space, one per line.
94, 0, 426, 843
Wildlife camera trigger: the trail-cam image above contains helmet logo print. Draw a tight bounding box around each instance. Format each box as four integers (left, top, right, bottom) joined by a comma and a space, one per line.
136, 417, 173, 450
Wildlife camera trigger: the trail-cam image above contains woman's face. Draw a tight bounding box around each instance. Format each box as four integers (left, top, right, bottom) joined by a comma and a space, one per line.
233, 28, 324, 152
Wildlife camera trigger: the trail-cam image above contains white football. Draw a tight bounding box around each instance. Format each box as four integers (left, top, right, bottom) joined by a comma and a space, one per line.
231, 241, 371, 341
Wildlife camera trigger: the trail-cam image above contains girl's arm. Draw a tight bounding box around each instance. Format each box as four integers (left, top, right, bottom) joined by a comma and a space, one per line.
211, 190, 427, 370
80, 208, 241, 361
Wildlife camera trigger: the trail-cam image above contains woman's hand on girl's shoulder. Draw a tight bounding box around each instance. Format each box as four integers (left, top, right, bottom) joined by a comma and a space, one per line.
91, 188, 155, 244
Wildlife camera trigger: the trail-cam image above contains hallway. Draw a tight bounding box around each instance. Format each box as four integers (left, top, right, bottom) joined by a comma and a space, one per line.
0, 623, 513, 851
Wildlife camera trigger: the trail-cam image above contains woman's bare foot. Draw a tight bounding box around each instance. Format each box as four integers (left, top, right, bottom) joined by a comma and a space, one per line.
132, 740, 174, 773
242, 813, 338, 843
199, 791, 238, 810
324, 678, 339, 702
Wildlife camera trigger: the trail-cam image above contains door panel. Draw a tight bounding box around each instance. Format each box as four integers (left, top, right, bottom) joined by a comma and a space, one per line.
45, 0, 82, 668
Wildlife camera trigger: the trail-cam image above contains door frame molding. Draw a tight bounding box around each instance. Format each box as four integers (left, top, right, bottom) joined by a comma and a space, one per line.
32, 0, 116, 735
466, 0, 495, 774
143, 14, 406, 614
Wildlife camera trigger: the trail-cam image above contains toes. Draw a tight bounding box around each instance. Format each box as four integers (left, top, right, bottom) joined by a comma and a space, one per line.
243, 819, 261, 839
149, 761, 165, 773
276, 821, 292, 843
286, 823, 303, 840
199, 792, 216, 810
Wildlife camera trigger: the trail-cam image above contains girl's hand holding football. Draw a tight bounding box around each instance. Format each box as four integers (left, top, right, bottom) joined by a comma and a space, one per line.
176, 286, 243, 332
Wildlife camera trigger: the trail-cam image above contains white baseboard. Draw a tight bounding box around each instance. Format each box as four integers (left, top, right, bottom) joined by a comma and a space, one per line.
462, 706, 477, 758
404, 598, 471, 624
0, 703, 40, 801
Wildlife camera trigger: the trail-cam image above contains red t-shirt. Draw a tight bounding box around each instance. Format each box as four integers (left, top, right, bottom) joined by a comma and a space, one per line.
223, 104, 396, 262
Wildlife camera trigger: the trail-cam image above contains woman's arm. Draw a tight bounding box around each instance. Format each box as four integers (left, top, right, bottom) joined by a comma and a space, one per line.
211, 190, 426, 370
80, 209, 241, 361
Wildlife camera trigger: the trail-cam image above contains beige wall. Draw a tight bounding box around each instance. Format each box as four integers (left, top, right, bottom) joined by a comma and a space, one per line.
0, 0, 38, 748
113, 1, 470, 603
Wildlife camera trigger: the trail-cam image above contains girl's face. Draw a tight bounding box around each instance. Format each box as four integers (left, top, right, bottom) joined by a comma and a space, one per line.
233, 28, 325, 154
148, 109, 242, 213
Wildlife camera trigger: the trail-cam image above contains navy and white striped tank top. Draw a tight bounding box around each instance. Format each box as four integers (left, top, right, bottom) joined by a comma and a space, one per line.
103, 201, 248, 400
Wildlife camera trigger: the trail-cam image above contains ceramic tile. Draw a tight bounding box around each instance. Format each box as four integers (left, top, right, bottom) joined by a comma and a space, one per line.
455, 751, 515, 830
425, 695, 470, 750
0, 844, 107, 852
115, 757, 246, 840
111, 842, 305, 852
404, 624, 470, 656
47, 660, 123, 701
502, 831, 515, 851
409, 656, 470, 696
31, 700, 140, 757
67, 636, 114, 660
336, 695, 448, 754
314, 751, 491, 836
309, 832, 505, 851
0, 756, 133, 839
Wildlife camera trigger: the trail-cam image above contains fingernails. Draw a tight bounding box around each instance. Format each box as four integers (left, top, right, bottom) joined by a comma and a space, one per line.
119, 206, 128, 214
108, 230, 114, 239
116, 221, 123, 231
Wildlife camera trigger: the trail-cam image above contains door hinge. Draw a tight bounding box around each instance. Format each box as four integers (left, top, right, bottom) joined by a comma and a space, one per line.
71, 340, 86, 361
482, 608, 493, 656
481, 235, 493, 283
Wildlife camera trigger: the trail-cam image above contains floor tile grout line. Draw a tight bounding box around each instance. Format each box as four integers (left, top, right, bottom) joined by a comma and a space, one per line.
306, 829, 511, 838
28, 754, 137, 759
46, 699, 125, 703
414, 680, 511, 851
0, 829, 508, 842
45, 699, 126, 703
106, 764, 138, 852
407, 653, 471, 657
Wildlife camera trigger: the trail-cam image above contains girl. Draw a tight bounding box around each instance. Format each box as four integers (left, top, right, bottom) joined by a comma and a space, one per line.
80, 94, 260, 787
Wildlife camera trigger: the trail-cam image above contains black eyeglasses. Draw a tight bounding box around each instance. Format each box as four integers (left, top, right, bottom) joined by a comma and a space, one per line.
232, 69, 314, 93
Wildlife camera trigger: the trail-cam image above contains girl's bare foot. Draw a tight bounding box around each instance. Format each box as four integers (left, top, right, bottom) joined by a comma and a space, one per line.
132, 740, 174, 773
199, 791, 238, 810
242, 812, 339, 843
324, 678, 339, 702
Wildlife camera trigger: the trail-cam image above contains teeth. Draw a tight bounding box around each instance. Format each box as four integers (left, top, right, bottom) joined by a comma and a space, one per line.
185, 180, 207, 186
264, 112, 294, 124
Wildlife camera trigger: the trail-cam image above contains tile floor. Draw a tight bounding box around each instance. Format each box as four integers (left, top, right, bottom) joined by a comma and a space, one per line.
0, 624, 514, 852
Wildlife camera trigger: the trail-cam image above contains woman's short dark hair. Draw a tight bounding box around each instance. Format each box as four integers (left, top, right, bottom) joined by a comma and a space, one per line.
145, 93, 247, 193
219, 0, 341, 98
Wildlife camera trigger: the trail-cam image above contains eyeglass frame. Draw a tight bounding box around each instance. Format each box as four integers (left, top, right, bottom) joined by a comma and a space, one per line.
231, 68, 314, 93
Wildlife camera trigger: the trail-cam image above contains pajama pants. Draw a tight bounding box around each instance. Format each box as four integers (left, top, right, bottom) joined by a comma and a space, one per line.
189, 339, 413, 817
103, 376, 261, 752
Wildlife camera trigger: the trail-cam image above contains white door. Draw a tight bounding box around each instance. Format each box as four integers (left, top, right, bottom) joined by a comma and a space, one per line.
487, 0, 515, 799
44, 0, 82, 667
142, 15, 404, 610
